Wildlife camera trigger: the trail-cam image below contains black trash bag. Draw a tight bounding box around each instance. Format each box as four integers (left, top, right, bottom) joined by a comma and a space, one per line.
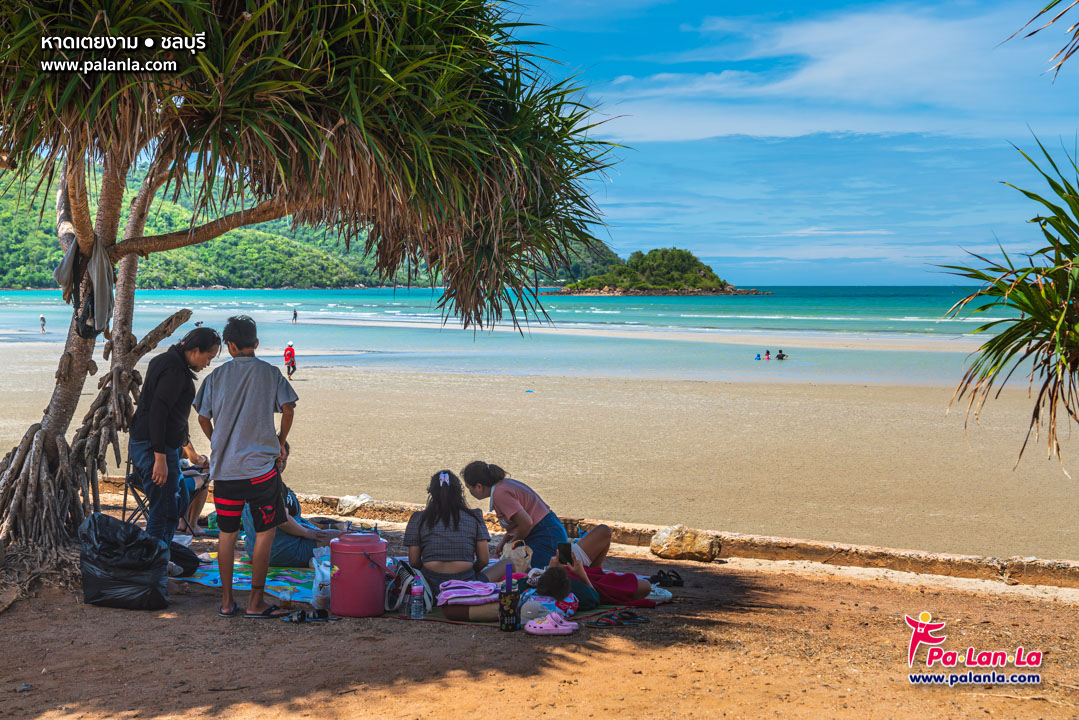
168, 541, 200, 578
78, 513, 169, 610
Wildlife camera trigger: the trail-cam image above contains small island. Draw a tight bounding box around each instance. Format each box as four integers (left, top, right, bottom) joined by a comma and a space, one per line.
543, 247, 770, 296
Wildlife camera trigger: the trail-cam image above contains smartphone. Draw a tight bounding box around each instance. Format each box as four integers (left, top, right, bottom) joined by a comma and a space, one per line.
557, 542, 572, 565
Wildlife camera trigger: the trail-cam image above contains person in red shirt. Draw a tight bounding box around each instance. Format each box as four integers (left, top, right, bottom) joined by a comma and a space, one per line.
283, 342, 296, 379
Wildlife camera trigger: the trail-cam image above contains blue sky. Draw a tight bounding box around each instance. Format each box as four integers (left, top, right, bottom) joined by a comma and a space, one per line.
517, 1, 1079, 285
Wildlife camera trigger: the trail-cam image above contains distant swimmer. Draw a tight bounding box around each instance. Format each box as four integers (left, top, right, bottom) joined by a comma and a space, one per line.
292, 308, 298, 325
754, 353, 761, 361
284, 341, 297, 380
194, 321, 203, 328
39, 315, 45, 334
776, 349, 788, 360
764, 350, 771, 361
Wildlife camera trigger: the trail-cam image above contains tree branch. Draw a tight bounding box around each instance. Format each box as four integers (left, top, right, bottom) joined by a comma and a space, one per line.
109, 197, 287, 261
67, 159, 95, 255
56, 169, 77, 255
123, 153, 176, 243
94, 154, 133, 249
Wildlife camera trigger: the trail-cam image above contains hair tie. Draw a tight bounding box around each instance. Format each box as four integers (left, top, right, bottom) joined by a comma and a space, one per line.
439, 472, 450, 486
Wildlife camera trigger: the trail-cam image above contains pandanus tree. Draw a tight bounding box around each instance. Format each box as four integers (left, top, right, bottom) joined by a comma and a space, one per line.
0, 0, 611, 577
946, 142, 1079, 470
946, 6, 1079, 468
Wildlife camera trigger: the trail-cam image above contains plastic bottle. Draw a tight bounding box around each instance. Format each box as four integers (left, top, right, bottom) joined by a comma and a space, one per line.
410, 577, 425, 619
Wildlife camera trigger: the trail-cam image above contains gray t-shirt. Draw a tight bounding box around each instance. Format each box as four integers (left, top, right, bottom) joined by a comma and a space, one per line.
193, 355, 298, 482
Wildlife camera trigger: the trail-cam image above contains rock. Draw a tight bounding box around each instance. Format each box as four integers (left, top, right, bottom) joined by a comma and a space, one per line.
650, 524, 721, 562
336, 494, 373, 515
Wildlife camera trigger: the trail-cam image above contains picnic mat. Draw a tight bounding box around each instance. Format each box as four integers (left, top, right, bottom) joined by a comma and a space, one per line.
186, 553, 315, 605
390, 604, 623, 627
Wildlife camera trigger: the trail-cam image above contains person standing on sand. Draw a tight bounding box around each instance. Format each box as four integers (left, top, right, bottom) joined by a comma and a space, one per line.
283, 342, 297, 380
129, 327, 220, 545
194, 315, 298, 619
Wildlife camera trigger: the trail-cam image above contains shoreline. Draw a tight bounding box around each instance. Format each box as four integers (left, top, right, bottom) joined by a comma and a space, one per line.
3, 345, 1076, 560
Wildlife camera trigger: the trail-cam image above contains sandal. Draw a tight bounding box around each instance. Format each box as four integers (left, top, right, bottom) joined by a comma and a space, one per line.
525, 613, 573, 636
616, 610, 650, 624
648, 570, 683, 587
548, 612, 578, 631
282, 610, 308, 623
218, 601, 240, 618
310, 608, 339, 622
245, 604, 290, 619
586, 612, 631, 628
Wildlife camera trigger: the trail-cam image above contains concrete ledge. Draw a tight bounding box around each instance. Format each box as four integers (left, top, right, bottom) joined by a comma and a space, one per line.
101, 478, 1079, 590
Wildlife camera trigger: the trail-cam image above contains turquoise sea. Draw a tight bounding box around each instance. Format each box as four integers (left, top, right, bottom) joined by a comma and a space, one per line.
0, 286, 1000, 385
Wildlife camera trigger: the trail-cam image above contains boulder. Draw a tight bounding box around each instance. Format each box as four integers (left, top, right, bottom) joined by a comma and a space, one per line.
650, 524, 721, 562
336, 494, 373, 516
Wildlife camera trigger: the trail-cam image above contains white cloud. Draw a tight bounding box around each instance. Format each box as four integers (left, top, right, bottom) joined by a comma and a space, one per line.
596, 4, 1079, 141
745, 227, 895, 238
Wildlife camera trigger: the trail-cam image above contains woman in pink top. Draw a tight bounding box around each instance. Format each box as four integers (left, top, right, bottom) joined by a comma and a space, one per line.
462, 460, 569, 569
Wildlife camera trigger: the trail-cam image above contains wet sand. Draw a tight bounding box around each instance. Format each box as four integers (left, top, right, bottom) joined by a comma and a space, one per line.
4, 342, 1078, 560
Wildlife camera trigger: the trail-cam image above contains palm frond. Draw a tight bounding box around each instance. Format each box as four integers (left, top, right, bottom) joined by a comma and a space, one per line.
946, 140, 1079, 468
0, 0, 616, 327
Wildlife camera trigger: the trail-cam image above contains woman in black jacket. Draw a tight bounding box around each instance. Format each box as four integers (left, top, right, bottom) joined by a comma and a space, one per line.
129, 327, 220, 543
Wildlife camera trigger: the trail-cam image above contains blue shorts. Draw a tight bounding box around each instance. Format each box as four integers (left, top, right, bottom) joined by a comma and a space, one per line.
524, 511, 569, 569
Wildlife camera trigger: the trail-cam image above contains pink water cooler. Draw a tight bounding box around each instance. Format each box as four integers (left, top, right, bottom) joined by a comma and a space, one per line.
329, 532, 387, 617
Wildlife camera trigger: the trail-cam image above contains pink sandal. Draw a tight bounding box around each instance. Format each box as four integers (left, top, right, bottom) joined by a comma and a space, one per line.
524, 613, 573, 636
548, 612, 578, 631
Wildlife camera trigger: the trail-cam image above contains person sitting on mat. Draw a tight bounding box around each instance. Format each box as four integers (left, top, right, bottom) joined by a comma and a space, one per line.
176, 435, 210, 535
405, 470, 513, 590
240, 442, 341, 566
547, 525, 654, 606
462, 461, 569, 569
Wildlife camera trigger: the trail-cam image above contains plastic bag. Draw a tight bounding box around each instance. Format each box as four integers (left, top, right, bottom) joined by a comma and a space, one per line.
313, 560, 332, 610
168, 541, 200, 578
500, 540, 533, 573
78, 513, 169, 610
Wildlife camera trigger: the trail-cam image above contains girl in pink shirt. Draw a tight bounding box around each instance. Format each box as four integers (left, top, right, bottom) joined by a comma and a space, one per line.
462, 461, 569, 569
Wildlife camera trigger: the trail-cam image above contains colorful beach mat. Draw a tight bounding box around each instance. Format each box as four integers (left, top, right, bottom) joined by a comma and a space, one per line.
391, 604, 623, 627
187, 553, 315, 605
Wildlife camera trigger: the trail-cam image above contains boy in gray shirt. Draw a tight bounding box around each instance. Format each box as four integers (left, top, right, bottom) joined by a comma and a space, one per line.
195, 315, 298, 619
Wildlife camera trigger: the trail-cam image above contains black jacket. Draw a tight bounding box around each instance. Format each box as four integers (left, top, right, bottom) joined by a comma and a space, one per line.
130, 345, 196, 453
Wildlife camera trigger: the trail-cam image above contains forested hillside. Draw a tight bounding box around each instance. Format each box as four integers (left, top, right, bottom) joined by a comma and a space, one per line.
0, 167, 622, 288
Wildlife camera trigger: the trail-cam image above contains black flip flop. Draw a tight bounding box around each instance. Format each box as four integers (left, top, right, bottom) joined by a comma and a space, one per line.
586, 612, 631, 628
245, 604, 290, 619
310, 608, 339, 622
282, 610, 308, 623
218, 601, 240, 618
617, 610, 650, 624
648, 570, 684, 587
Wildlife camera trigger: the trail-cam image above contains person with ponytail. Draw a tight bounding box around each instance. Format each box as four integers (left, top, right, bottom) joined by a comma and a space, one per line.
404, 470, 494, 590
129, 326, 221, 544
462, 461, 569, 569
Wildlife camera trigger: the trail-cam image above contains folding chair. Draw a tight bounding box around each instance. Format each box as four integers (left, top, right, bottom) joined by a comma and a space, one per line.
122, 457, 201, 535
122, 456, 151, 527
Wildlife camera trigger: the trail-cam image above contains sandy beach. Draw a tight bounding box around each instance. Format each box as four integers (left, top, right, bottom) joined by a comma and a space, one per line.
3, 341, 1077, 561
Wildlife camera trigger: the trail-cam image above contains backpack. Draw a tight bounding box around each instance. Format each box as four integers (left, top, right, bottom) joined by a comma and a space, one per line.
384, 560, 435, 614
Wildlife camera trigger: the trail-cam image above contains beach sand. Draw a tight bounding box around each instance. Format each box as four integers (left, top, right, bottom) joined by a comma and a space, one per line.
3, 342, 1078, 560
3, 504, 1077, 720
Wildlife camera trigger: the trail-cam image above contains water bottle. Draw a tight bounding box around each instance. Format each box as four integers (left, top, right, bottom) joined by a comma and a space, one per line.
409, 578, 425, 619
